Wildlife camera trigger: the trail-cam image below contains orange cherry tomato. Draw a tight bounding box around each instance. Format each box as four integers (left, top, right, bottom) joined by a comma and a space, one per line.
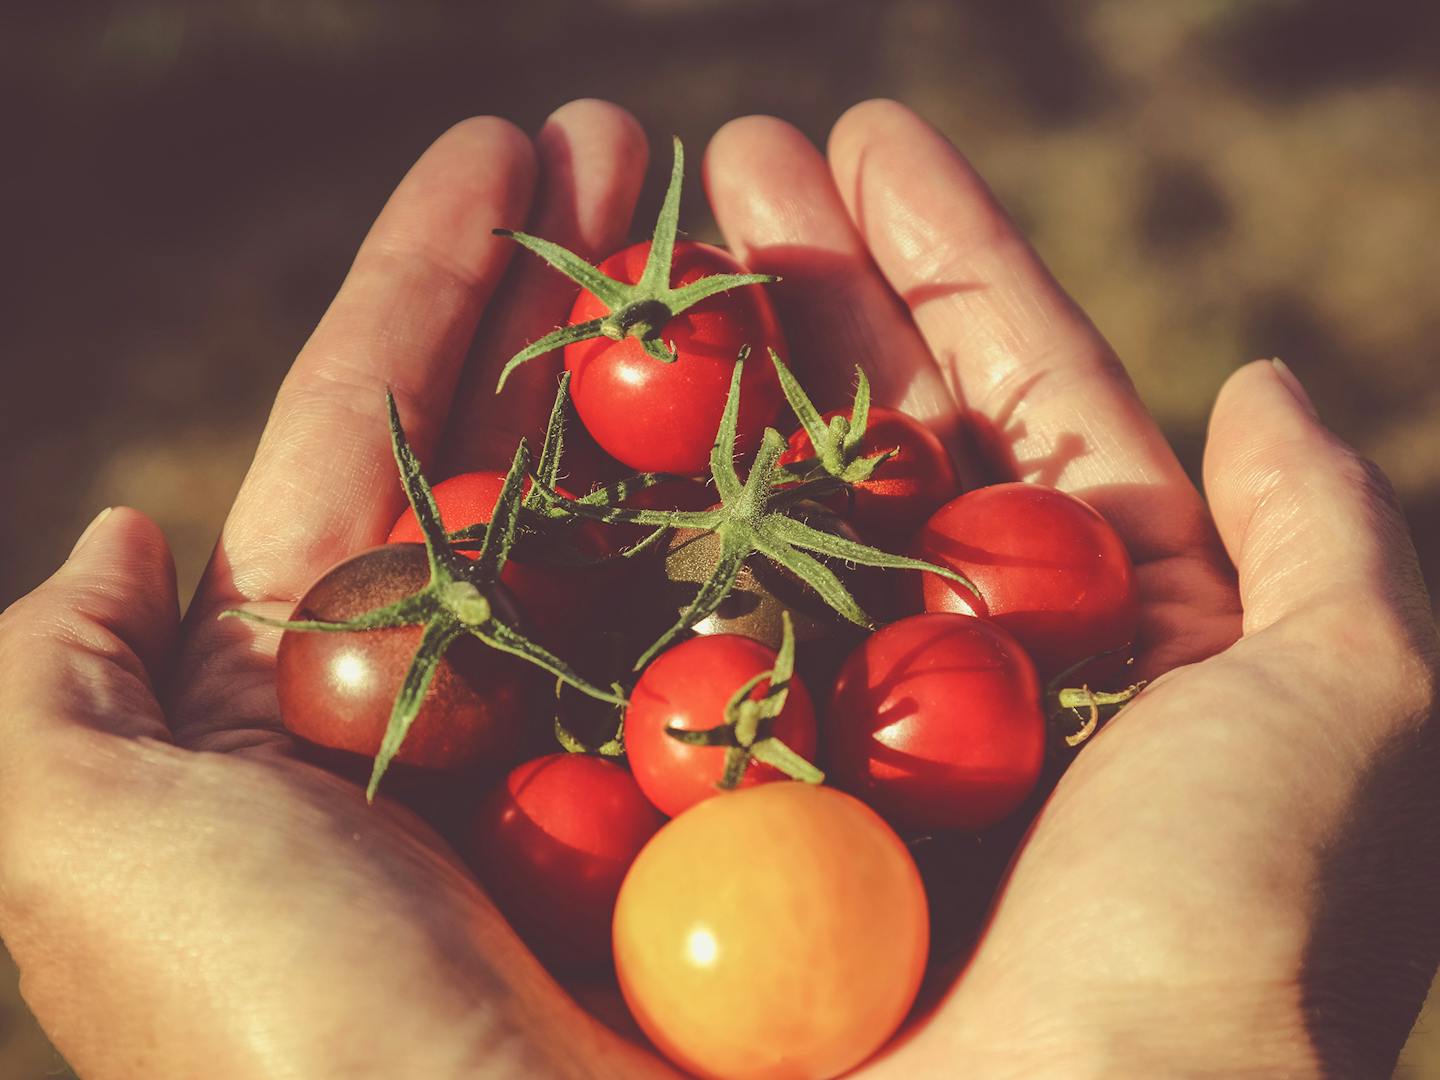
612, 783, 928, 1079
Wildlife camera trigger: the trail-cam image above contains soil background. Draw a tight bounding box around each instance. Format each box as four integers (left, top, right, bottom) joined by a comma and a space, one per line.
2, 2, 1438, 1076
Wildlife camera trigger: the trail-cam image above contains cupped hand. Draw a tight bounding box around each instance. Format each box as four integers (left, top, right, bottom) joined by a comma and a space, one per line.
704, 101, 1439, 1078
0, 100, 679, 1080
2, 98, 1436, 1080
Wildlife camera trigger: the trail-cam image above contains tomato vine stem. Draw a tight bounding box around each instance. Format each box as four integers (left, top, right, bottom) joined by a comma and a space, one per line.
533, 356, 979, 671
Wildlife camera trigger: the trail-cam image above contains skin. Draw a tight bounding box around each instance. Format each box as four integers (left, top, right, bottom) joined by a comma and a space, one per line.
0, 99, 1434, 1078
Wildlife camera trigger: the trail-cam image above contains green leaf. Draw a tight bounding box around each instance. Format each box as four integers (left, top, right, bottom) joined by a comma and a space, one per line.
779, 517, 982, 597
614, 524, 672, 560
533, 373, 572, 491
639, 137, 685, 294
759, 611, 796, 720
666, 271, 778, 312
553, 717, 592, 754
634, 528, 750, 670
735, 426, 787, 518
474, 439, 530, 577
479, 621, 628, 706
367, 618, 459, 801
495, 319, 606, 393
532, 479, 719, 529
718, 745, 749, 790
709, 351, 748, 504
844, 365, 872, 456
575, 471, 681, 507
640, 335, 679, 364
749, 737, 825, 784
222, 591, 435, 634
771, 349, 829, 451
753, 531, 874, 628
721, 672, 771, 727
494, 229, 629, 308
386, 389, 449, 579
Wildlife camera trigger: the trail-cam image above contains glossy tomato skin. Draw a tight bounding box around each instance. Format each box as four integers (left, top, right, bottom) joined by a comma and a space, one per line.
780, 405, 958, 545
826, 613, 1046, 834
387, 471, 610, 649
566, 241, 786, 475
911, 482, 1139, 682
468, 754, 663, 972
276, 544, 530, 771
613, 783, 928, 1080
626, 635, 818, 817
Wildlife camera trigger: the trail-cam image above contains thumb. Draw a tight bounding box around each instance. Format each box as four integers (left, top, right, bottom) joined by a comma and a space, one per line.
1203, 359, 1433, 639
0, 507, 180, 745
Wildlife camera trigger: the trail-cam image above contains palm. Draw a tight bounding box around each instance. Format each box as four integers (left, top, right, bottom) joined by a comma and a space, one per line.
703, 103, 1434, 1075
145, 94, 1311, 1073
8, 100, 1430, 1079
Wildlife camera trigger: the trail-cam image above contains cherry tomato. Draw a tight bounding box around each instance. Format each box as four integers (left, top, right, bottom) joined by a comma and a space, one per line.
825, 613, 1046, 834
468, 753, 663, 972
911, 482, 1138, 682
566, 241, 787, 475
780, 405, 958, 544
276, 544, 530, 770
613, 783, 928, 1079
387, 471, 610, 648
625, 634, 818, 817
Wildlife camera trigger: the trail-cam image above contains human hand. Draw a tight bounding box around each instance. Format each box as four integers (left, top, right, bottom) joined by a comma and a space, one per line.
702, 100, 1440, 1077
0, 100, 682, 1079
3, 95, 1437, 1080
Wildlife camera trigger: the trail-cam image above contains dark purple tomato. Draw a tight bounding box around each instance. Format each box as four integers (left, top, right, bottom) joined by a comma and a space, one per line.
276, 544, 531, 771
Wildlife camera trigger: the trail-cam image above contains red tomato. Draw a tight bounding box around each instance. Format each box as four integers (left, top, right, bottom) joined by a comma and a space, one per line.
469, 754, 664, 972
625, 634, 818, 817
825, 613, 1046, 833
911, 483, 1138, 682
780, 405, 958, 544
276, 544, 530, 771
565, 241, 786, 475
387, 471, 610, 647
613, 783, 928, 1079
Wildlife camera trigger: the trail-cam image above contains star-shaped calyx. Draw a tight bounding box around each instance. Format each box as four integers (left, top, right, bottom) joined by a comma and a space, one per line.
535, 354, 981, 670
664, 612, 824, 788
493, 136, 777, 391
225, 389, 624, 800
768, 350, 895, 488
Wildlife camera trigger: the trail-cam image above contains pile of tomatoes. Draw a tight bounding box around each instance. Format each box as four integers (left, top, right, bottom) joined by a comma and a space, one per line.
240, 142, 1141, 1080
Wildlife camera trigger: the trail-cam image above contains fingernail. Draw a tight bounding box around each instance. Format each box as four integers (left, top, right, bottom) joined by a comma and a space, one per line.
71, 507, 113, 556
1271, 358, 1319, 419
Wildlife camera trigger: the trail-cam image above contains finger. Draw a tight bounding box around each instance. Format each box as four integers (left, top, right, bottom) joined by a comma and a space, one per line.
1204, 359, 1435, 641
827, 100, 1211, 564
0, 508, 178, 752
703, 115, 974, 480
193, 117, 537, 616
444, 100, 649, 474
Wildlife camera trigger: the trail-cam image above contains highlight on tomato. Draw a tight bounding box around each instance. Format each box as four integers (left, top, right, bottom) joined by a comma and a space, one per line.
911, 482, 1139, 682
612, 782, 929, 1080
625, 629, 820, 817
825, 612, 1047, 834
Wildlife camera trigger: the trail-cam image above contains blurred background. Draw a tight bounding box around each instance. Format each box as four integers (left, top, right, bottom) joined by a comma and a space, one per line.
2, 0, 1438, 1075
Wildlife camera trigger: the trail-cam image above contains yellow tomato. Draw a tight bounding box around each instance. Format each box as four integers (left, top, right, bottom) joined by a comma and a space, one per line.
612, 782, 928, 1079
